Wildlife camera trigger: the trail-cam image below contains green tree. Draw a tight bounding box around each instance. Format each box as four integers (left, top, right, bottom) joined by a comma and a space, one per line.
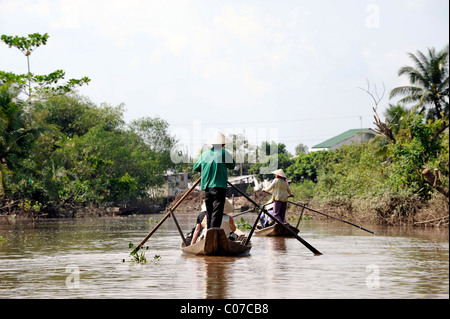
39, 94, 125, 138
0, 33, 90, 102
387, 114, 448, 196
287, 150, 333, 183
1, 33, 49, 97
0, 85, 53, 198
295, 143, 309, 155
249, 151, 293, 181
384, 103, 411, 136
129, 116, 175, 152
44, 112, 177, 205
260, 141, 290, 156
225, 133, 257, 176
389, 46, 449, 120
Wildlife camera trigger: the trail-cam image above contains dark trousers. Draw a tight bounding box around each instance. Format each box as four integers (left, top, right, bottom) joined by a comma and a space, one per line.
273, 200, 287, 223
205, 187, 227, 228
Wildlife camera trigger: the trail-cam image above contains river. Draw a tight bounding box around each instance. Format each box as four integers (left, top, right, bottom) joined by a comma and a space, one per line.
0, 213, 448, 299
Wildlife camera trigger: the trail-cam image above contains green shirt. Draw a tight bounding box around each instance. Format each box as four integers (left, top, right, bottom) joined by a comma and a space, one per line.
193, 148, 235, 190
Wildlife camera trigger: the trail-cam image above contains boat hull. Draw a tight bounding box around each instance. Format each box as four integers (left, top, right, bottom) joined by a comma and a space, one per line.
181, 228, 252, 256
255, 223, 299, 237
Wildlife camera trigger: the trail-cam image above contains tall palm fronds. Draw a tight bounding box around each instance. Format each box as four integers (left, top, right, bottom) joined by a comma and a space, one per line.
384, 103, 411, 136
390, 46, 449, 120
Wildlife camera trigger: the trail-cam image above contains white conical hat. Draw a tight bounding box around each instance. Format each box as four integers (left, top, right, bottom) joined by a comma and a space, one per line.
224, 198, 233, 213
201, 198, 234, 213
208, 131, 229, 145
271, 169, 286, 178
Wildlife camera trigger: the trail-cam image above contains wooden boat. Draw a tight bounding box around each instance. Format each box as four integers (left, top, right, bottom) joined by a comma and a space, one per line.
255, 223, 299, 237
181, 228, 252, 256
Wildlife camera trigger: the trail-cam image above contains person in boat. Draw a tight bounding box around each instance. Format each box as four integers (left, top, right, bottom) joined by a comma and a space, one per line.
190, 199, 239, 245
193, 131, 235, 230
263, 169, 294, 224
190, 209, 207, 245
259, 202, 274, 228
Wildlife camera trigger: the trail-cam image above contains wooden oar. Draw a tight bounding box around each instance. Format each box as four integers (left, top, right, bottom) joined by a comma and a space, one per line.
295, 204, 306, 229
230, 202, 273, 219
170, 208, 188, 246
262, 190, 375, 235
227, 182, 322, 256
230, 207, 256, 219
132, 178, 201, 254
287, 200, 376, 235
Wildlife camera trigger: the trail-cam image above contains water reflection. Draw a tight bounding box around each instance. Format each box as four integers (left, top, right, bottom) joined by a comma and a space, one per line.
266, 237, 287, 252
186, 256, 233, 299
0, 215, 448, 299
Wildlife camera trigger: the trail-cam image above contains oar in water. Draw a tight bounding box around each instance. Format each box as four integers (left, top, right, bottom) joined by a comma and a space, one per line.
227, 182, 322, 256
287, 200, 376, 235
170, 207, 188, 246
132, 178, 201, 254
295, 204, 306, 229
230, 202, 273, 219
230, 207, 256, 219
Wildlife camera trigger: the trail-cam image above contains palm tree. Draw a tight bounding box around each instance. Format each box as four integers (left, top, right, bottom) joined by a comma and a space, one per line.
390, 46, 449, 120
384, 103, 411, 136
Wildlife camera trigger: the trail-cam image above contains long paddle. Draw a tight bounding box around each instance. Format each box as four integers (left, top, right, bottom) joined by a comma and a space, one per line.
287, 200, 376, 235
227, 182, 322, 256
295, 204, 306, 229
229, 207, 257, 219
132, 178, 201, 254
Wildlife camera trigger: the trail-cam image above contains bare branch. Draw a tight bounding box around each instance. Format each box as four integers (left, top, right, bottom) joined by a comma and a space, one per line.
359, 80, 395, 143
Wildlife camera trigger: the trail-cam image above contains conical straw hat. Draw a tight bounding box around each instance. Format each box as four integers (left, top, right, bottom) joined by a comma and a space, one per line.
224, 198, 233, 213
201, 198, 234, 213
271, 169, 286, 178
208, 131, 229, 145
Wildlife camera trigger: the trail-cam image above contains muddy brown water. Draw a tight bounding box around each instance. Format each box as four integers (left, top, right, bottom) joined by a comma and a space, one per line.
0, 213, 448, 299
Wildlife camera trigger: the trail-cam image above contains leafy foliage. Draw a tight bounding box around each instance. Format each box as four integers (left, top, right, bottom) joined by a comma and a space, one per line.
0, 33, 90, 101
1, 85, 178, 209
1, 33, 177, 213
2, 33, 448, 225
389, 45, 449, 120
1, 33, 49, 54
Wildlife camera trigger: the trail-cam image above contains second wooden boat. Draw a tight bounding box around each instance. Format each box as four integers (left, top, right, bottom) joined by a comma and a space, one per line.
255, 223, 299, 237
181, 228, 252, 256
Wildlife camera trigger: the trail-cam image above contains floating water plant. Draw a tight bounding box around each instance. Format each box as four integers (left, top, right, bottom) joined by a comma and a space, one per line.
146, 217, 158, 225
127, 242, 161, 264
236, 217, 252, 230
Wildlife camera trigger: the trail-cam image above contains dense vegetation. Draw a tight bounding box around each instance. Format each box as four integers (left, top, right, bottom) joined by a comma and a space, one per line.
276, 46, 449, 226
0, 33, 177, 217
251, 46, 449, 226
1, 33, 448, 226
0, 87, 178, 216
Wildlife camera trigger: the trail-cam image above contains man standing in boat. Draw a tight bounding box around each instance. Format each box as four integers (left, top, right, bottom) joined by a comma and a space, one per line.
193, 131, 235, 229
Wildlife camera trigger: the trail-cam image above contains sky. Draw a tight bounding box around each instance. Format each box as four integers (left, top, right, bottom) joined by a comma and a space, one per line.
0, 0, 449, 157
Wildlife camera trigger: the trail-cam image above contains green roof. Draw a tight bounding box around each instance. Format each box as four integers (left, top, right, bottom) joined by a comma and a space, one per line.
312, 129, 372, 149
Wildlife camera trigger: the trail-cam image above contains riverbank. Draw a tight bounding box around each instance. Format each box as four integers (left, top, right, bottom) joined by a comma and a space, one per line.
0, 197, 164, 222
1, 191, 448, 228
162, 189, 449, 228
287, 192, 449, 228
